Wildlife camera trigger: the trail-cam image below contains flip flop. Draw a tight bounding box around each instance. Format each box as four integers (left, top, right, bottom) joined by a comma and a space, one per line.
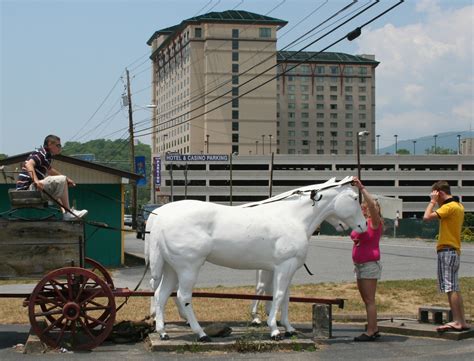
436, 324, 465, 332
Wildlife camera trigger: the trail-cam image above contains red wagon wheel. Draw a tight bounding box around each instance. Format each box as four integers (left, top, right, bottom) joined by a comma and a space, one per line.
85, 257, 115, 289
28, 267, 116, 350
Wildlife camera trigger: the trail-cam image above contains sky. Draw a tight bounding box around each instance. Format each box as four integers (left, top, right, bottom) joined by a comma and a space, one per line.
1, 0, 473, 156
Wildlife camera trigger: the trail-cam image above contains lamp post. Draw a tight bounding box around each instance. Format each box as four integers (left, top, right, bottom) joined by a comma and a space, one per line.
261, 135, 265, 155
255, 140, 259, 154
357, 131, 370, 203
433, 134, 438, 154
206, 134, 210, 153
457, 134, 461, 154
376, 134, 380, 155
413, 140, 416, 155
394, 134, 398, 155
268, 134, 273, 154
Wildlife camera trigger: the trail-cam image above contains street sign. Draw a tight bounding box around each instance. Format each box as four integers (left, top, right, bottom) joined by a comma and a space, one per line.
165, 154, 229, 162
153, 156, 161, 186
135, 156, 146, 186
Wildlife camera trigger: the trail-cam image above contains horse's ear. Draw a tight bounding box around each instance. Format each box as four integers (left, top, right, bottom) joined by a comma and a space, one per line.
310, 190, 323, 203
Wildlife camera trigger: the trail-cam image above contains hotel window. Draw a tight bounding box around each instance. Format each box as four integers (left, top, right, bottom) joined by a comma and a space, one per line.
288, 112, 295, 118
232, 64, 239, 73
232, 75, 238, 84
288, 85, 295, 92
359, 77, 366, 83
359, 95, 366, 101
232, 52, 239, 61
288, 103, 295, 109
359, 113, 366, 119
232, 29, 239, 38
359, 122, 366, 128
316, 66, 325, 74
330, 95, 337, 101
316, 85, 324, 91
330, 77, 338, 83
302, 94, 309, 100
345, 95, 353, 101
317, 131, 324, 137
345, 77, 353, 83
288, 94, 295, 100
359, 104, 366, 110
288, 76, 294, 82
316, 104, 324, 109
346, 104, 353, 110
232, 87, 239, 96
288, 139, 295, 146
232, 134, 239, 143
301, 103, 309, 110
301, 76, 310, 83
259, 28, 271, 38
300, 65, 310, 74
232, 145, 239, 153
316, 76, 324, 82
301, 130, 309, 137
344, 66, 353, 75
330, 104, 337, 110
330, 66, 339, 75
330, 122, 338, 128
346, 131, 353, 137
346, 140, 353, 146
288, 130, 295, 137
317, 113, 324, 118
302, 121, 309, 127
300, 85, 309, 92
330, 113, 338, 119
345, 86, 353, 92
232, 98, 239, 107
288, 121, 295, 128
330, 86, 337, 92
317, 122, 324, 128
359, 86, 366, 92
345, 113, 353, 119
288, 149, 296, 154
232, 122, 239, 131
359, 67, 368, 75
195, 28, 202, 38
232, 110, 239, 119
317, 95, 324, 101
232, 39, 239, 50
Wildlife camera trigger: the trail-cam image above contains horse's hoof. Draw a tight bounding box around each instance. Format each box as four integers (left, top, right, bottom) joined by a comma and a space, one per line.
160, 333, 170, 341
250, 319, 262, 327
271, 333, 282, 341
198, 335, 212, 343
285, 331, 297, 338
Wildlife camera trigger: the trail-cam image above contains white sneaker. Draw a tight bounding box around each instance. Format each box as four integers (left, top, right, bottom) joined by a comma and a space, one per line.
63, 208, 88, 221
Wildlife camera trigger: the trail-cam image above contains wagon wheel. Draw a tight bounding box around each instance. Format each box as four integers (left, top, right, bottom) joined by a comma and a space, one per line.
28, 267, 116, 350
85, 257, 115, 289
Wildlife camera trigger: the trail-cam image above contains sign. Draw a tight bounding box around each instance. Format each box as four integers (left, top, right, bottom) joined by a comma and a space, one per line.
165, 154, 229, 162
153, 156, 161, 186
135, 156, 146, 186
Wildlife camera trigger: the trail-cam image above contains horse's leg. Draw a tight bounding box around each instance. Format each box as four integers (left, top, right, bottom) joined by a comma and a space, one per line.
280, 286, 297, 337
149, 276, 159, 319
154, 263, 178, 340
251, 270, 266, 326
176, 264, 210, 342
267, 258, 299, 340
173, 295, 188, 323
262, 270, 273, 317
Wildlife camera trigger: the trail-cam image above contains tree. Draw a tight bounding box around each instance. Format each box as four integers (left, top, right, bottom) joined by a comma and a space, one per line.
397, 148, 410, 155
0, 154, 7, 160
424, 146, 456, 155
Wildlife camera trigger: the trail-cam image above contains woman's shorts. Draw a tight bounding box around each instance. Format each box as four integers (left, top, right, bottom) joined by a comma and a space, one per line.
437, 249, 460, 293
354, 261, 382, 280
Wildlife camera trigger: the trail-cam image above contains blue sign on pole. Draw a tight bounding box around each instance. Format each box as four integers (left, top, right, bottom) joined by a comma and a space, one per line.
135, 156, 146, 186
153, 156, 161, 186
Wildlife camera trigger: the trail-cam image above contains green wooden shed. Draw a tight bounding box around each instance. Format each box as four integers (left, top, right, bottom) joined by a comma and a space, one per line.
0, 154, 140, 267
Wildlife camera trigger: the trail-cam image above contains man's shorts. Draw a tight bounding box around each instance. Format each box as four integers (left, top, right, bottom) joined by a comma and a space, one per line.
437, 249, 460, 293
354, 261, 382, 280
30, 175, 67, 201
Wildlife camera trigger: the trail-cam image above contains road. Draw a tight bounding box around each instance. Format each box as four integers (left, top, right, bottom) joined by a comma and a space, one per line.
116, 232, 474, 289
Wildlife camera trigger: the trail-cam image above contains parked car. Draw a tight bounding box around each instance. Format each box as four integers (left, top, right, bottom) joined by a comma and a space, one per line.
136, 204, 163, 239
124, 214, 133, 227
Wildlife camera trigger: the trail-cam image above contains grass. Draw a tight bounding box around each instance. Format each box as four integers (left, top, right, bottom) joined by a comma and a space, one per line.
0, 278, 472, 324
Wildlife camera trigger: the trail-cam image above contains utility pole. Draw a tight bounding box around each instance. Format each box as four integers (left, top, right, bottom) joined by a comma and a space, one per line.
126, 68, 138, 229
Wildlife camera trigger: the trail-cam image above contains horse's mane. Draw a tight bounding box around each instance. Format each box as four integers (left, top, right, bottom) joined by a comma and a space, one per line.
241, 176, 353, 208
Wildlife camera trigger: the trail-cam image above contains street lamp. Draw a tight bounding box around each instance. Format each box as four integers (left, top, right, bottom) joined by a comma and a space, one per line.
357, 131, 370, 203
457, 134, 461, 154
413, 140, 417, 155
394, 134, 398, 154
206, 134, 210, 153
261, 135, 265, 155
433, 134, 438, 154
376, 134, 380, 155
255, 140, 259, 154
268, 134, 273, 154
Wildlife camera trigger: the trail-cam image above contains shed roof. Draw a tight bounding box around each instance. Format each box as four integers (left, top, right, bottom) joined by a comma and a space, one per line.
0, 153, 141, 181
277, 51, 379, 65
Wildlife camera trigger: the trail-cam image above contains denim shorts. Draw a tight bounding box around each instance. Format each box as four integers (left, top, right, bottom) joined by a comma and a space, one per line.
354, 261, 382, 280
437, 249, 460, 293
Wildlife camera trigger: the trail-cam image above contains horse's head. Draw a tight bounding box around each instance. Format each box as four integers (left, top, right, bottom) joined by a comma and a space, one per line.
325, 214, 349, 232
331, 186, 367, 233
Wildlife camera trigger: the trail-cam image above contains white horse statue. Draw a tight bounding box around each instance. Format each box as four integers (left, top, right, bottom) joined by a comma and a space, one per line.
146, 176, 367, 341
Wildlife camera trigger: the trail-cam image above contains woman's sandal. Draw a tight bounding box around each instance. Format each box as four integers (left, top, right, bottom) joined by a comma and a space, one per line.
354, 333, 377, 342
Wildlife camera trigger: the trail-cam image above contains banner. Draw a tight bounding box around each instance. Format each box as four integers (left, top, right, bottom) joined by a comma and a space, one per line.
165, 154, 229, 162
135, 156, 146, 186
153, 156, 161, 186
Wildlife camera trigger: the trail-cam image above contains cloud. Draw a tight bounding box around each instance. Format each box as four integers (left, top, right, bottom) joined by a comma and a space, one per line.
355, 2, 473, 141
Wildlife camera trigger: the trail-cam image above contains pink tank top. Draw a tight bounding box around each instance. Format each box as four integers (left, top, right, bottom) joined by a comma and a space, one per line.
351, 218, 382, 264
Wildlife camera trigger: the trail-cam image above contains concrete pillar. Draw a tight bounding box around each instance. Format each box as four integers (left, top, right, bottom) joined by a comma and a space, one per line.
312, 303, 332, 339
